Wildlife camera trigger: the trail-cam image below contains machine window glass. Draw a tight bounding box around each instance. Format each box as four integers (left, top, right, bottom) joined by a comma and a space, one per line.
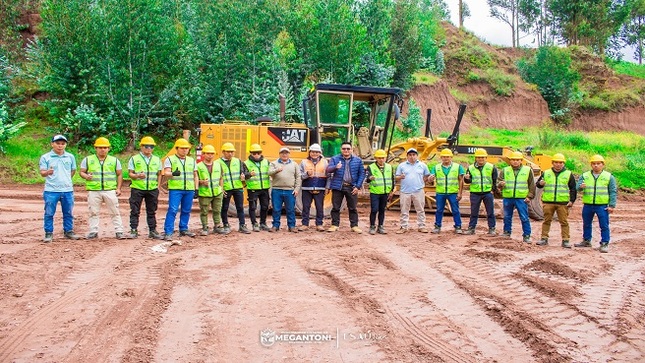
319, 93, 351, 125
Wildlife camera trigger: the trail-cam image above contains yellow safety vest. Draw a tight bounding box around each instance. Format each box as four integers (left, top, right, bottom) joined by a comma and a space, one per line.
369, 163, 393, 194
85, 155, 118, 191
167, 155, 196, 191
468, 163, 494, 193
502, 165, 531, 198
582, 170, 611, 205
197, 161, 223, 197
129, 153, 161, 191
244, 158, 270, 190
434, 163, 460, 194
542, 169, 571, 203
219, 158, 243, 191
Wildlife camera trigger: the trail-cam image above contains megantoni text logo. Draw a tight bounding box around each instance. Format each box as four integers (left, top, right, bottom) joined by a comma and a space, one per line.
259, 329, 334, 347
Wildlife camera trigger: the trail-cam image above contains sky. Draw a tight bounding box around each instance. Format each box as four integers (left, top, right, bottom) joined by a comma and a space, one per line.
443, 0, 637, 62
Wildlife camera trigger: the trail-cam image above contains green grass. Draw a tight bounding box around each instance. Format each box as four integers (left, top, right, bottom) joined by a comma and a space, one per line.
611, 60, 645, 79
413, 71, 440, 85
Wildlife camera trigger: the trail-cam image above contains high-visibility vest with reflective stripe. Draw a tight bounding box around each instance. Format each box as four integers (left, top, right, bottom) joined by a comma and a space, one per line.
85, 155, 118, 191
244, 158, 270, 190
197, 161, 223, 197
468, 163, 494, 193
502, 165, 531, 198
369, 163, 393, 194
219, 158, 243, 191
582, 170, 611, 205
129, 153, 161, 191
542, 169, 571, 203
434, 163, 460, 194
167, 155, 196, 191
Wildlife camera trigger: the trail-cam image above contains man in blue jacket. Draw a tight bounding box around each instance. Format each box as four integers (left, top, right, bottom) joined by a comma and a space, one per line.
325, 142, 365, 233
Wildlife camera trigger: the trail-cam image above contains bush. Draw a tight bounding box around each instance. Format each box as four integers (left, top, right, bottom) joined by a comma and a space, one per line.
59, 104, 107, 147
484, 69, 515, 96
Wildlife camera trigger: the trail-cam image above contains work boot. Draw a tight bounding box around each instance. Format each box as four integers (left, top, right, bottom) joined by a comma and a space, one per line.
316, 225, 326, 232
115, 232, 125, 239
298, 225, 309, 231
64, 231, 81, 240
369, 226, 376, 235
351, 226, 362, 234
599, 243, 609, 253
487, 228, 498, 236
418, 227, 429, 233
252, 223, 260, 232
574, 239, 592, 248
523, 235, 531, 244
502, 231, 511, 238
86, 232, 99, 239
395, 227, 408, 234
288, 227, 299, 233
269, 227, 279, 232
431, 226, 441, 234
239, 225, 252, 234
180, 230, 196, 237
327, 225, 339, 232
463, 228, 476, 235
200, 228, 209, 236
43, 232, 53, 243
455, 227, 464, 234
129, 229, 138, 238
537, 238, 549, 246
260, 224, 271, 231
149, 230, 162, 239
561, 240, 572, 249
162, 233, 174, 241
377, 226, 387, 234
222, 225, 232, 234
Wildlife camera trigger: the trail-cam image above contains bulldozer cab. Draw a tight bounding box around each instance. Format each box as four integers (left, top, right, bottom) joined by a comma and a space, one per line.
303, 84, 404, 158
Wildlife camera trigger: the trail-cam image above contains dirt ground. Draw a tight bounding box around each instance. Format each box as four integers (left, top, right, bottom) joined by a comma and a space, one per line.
1, 185, 644, 363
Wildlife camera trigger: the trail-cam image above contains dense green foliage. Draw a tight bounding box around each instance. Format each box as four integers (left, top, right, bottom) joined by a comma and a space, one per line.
0, 53, 26, 152
611, 59, 645, 77
517, 46, 580, 124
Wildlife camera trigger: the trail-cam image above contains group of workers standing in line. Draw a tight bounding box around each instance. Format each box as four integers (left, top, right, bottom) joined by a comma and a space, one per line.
39, 134, 617, 253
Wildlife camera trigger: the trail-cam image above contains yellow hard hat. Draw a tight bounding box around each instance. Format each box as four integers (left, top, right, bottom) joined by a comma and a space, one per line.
249, 143, 263, 152
139, 136, 156, 146
94, 137, 111, 147
551, 153, 566, 162
509, 151, 524, 160
174, 138, 191, 148
440, 149, 453, 157
474, 148, 488, 157
590, 154, 605, 163
374, 149, 387, 158
202, 144, 216, 154
221, 142, 236, 152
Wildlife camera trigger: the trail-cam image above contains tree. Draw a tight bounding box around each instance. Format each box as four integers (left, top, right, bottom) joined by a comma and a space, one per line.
621, 0, 645, 64
488, 0, 521, 47
390, 0, 422, 89
0, 53, 26, 153
459, 0, 471, 28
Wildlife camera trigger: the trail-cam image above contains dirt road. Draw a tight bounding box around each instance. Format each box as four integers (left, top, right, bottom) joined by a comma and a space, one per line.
1, 186, 644, 362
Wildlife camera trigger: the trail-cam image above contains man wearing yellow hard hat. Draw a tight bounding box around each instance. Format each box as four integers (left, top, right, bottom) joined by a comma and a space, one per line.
497, 151, 536, 243
79, 137, 126, 239
575, 154, 617, 253
245, 143, 271, 232
127, 136, 163, 239
196, 144, 226, 235
536, 153, 576, 248
428, 148, 465, 234
366, 149, 394, 235
463, 148, 498, 236
163, 138, 198, 240
218, 142, 252, 234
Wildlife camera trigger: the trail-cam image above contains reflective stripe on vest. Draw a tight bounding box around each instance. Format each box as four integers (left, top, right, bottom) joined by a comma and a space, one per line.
130, 153, 161, 190
369, 163, 393, 194
244, 158, 270, 190
582, 170, 611, 205
468, 163, 493, 193
502, 165, 531, 198
86, 154, 118, 191
197, 161, 223, 197
434, 163, 460, 194
542, 169, 571, 203
167, 155, 196, 191
219, 158, 243, 190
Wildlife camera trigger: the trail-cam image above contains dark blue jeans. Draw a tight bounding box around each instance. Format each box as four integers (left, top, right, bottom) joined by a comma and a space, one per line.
301, 189, 325, 226
434, 193, 462, 228
468, 192, 496, 229
164, 189, 194, 234
271, 189, 296, 229
503, 198, 531, 236
370, 193, 388, 226
43, 191, 75, 233
221, 188, 245, 226
582, 204, 610, 243
247, 189, 270, 225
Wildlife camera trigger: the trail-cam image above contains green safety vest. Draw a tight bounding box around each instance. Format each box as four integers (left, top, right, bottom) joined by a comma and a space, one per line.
581, 170, 611, 205
197, 161, 223, 197
434, 163, 460, 194
167, 155, 196, 191
542, 169, 572, 203
219, 157, 243, 191
244, 158, 270, 190
468, 163, 494, 193
85, 154, 118, 191
129, 153, 161, 191
369, 163, 393, 194
502, 165, 531, 198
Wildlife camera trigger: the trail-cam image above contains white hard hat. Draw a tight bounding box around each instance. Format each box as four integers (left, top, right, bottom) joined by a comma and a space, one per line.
309, 143, 322, 152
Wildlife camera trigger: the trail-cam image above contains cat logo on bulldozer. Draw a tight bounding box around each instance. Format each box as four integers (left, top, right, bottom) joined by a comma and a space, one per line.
281, 128, 306, 143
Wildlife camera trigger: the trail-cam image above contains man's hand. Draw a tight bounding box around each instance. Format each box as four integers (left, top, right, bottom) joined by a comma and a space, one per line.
369, 175, 375, 181
538, 179, 546, 187
172, 168, 181, 176
116, 188, 122, 197
336, 161, 342, 169
498, 181, 506, 189
240, 173, 246, 181
457, 194, 462, 202
292, 190, 299, 197
351, 187, 359, 195
579, 182, 586, 189
85, 172, 93, 181
524, 197, 531, 203
46, 167, 54, 176
606, 206, 615, 214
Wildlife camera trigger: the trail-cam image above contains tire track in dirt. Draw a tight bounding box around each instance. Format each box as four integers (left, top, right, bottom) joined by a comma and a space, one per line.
417, 240, 642, 362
